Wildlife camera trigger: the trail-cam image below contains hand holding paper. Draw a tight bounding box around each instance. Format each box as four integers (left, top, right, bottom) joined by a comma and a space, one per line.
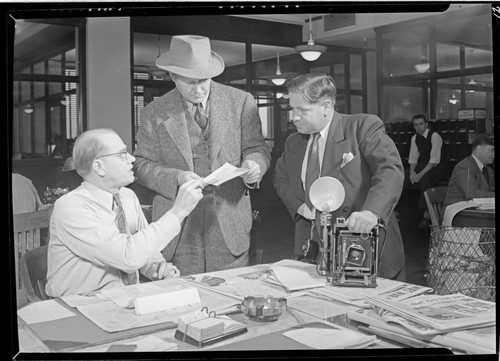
240, 159, 261, 185
202, 163, 249, 187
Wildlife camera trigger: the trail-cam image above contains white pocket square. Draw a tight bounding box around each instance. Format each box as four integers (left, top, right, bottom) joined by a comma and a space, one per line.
341, 152, 354, 168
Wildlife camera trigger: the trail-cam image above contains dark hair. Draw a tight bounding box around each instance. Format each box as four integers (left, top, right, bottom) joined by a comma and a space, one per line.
286, 73, 337, 103
411, 114, 427, 123
472, 133, 494, 149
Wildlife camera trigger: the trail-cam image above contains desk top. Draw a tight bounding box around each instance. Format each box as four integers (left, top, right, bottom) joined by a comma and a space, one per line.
14, 261, 489, 355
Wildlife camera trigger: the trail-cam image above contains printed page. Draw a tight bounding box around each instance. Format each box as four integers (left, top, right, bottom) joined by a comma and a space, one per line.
202, 162, 249, 186
18, 299, 76, 324
283, 327, 377, 349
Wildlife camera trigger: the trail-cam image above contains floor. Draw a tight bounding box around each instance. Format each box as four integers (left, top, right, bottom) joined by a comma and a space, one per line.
252, 189, 431, 287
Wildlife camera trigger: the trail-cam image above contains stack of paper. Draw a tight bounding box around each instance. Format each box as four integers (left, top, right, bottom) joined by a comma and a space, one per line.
472, 198, 495, 210
364, 293, 495, 333
348, 308, 497, 354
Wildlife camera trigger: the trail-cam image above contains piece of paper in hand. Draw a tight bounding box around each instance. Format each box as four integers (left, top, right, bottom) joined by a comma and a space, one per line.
203, 162, 249, 186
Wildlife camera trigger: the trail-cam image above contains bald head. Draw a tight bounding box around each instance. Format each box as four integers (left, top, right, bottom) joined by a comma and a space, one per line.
73, 128, 117, 177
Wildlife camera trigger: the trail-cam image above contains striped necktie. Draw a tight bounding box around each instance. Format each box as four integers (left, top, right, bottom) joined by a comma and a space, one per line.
113, 193, 137, 285
194, 103, 208, 131
305, 133, 321, 210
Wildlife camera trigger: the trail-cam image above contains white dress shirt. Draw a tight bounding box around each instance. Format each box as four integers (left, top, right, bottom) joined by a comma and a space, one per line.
299, 119, 333, 219
408, 128, 443, 166
45, 181, 181, 297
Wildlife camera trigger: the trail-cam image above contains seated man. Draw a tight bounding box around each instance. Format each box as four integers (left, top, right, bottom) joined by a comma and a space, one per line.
402, 114, 443, 229
12, 173, 42, 214
444, 133, 494, 207
45, 128, 203, 297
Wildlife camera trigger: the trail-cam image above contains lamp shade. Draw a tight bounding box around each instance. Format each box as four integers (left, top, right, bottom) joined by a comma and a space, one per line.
295, 44, 327, 61
271, 77, 287, 86
24, 104, 34, 114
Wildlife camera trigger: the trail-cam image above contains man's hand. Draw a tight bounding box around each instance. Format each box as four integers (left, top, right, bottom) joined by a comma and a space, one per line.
346, 210, 379, 233
409, 169, 418, 184
240, 159, 261, 185
170, 179, 204, 222
150, 261, 180, 280
177, 170, 203, 186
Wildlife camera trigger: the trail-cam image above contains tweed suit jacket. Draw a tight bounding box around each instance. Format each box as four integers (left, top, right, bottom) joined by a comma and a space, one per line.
133, 81, 271, 261
444, 155, 495, 207
273, 112, 405, 279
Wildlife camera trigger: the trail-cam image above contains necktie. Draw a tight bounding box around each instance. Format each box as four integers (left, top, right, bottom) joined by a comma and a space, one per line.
482, 166, 491, 188
113, 193, 128, 234
113, 193, 137, 285
305, 133, 321, 210
194, 103, 208, 131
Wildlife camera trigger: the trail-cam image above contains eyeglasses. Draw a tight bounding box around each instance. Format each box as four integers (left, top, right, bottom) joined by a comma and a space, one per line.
95, 150, 129, 162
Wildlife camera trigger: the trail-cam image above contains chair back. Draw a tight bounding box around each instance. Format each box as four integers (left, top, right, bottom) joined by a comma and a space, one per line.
13, 205, 53, 289
20, 245, 49, 302
424, 186, 448, 226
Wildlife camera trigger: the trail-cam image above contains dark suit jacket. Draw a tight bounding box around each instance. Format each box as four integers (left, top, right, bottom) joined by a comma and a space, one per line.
133, 81, 271, 260
444, 155, 495, 207
273, 112, 405, 279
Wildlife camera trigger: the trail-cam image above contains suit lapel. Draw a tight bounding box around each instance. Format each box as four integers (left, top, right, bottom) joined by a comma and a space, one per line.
161, 90, 194, 170
207, 83, 229, 166
322, 112, 347, 177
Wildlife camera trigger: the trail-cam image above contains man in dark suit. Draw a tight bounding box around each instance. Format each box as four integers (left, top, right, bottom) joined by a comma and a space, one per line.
402, 114, 443, 229
133, 35, 271, 275
444, 133, 494, 207
273, 74, 406, 281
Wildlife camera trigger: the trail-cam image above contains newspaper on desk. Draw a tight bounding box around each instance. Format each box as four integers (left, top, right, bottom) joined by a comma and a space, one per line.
308, 278, 433, 308
75, 278, 241, 333
365, 293, 496, 333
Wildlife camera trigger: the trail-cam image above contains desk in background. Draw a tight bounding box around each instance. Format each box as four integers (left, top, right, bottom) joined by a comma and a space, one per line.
452, 208, 495, 228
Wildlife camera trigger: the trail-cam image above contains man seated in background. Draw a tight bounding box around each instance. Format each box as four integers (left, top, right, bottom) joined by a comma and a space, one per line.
11, 173, 42, 214
45, 128, 203, 297
444, 133, 494, 207
402, 114, 443, 229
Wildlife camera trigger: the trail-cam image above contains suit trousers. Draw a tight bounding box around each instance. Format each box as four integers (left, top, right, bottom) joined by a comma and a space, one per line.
171, 186, 249, 276
403, 166, 443, 209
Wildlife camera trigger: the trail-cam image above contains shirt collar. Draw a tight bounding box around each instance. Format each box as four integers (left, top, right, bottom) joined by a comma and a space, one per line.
422, 128, 430, 138
318, 117, 333, 140
185, 94, 209, 113
471, 154, 485, 170
82, 181, 116, 210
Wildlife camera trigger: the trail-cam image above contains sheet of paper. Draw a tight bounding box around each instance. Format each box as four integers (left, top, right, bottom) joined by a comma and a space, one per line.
283, 327, 377, 349
270, 265, 326, 291
286, 294, 356, 319
18, 299, 76, 324
61, 294, 107, 308
202, 162, 249, 186
100, 282, 164, 308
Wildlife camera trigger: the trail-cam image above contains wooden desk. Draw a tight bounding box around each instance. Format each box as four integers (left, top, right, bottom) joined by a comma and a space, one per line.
13, 262, 454, 355
452, 208, 495, 228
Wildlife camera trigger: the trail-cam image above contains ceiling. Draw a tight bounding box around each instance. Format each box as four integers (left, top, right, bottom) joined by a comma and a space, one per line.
13, 4, 493, 72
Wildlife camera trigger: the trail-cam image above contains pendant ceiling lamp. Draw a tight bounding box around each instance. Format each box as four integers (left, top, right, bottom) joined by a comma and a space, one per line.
295, 14, 326, 62
449, 91, 459, 105
270, 47, 287, 86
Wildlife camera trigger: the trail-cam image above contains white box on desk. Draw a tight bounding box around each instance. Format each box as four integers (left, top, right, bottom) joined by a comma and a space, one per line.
133, 284, 201, 315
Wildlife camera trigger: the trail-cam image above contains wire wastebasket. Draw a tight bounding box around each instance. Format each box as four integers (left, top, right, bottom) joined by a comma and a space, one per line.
427, 226, 495, 302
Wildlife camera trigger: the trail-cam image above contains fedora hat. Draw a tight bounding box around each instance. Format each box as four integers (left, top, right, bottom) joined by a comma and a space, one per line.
156, 35, 225, 79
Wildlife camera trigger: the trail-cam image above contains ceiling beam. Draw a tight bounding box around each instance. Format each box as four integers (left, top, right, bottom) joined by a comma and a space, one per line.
131, 15, 303, 47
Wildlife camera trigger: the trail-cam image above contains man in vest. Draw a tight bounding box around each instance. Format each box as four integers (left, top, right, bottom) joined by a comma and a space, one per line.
403, 114, 443, 229
133, 35, 271, 275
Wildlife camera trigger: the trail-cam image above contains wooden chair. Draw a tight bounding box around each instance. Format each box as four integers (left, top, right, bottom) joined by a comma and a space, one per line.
20, 245, 49, 302
423, 186, 448, 226
13, 205, 53, 290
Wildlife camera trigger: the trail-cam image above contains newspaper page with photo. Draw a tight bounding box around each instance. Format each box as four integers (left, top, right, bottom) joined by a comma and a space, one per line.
365, 293, 495, 332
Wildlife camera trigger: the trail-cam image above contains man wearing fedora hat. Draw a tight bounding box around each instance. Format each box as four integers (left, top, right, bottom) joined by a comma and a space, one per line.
133, 35, 271, 275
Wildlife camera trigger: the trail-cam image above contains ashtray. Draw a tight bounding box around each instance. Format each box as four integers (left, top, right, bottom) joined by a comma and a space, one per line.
239, 296, 287, 322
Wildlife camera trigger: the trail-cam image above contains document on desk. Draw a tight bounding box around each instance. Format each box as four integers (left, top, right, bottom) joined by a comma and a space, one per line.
283, 327, 377, 349
18, 299, 76, 324
286, 294, 357, 319
76, 282, 240, 332
269, 265, 326, 291
203, 162, 249, 186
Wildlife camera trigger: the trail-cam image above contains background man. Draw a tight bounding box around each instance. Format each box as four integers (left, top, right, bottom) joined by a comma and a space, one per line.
133, 35, 271, 275
46, 128, 203, 297
444, 133, 494, 206
273, 73, 406, 281
402, 114, 443, 229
